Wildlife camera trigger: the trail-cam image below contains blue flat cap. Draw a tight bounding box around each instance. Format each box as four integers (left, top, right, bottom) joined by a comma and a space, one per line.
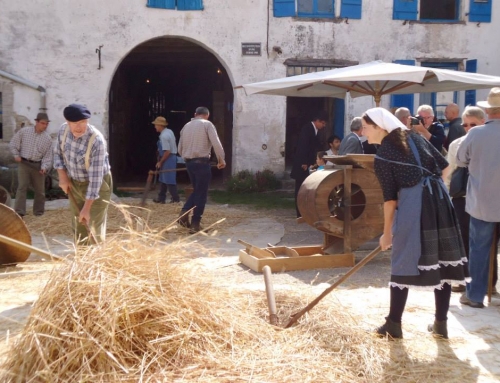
63, 103, 91, 122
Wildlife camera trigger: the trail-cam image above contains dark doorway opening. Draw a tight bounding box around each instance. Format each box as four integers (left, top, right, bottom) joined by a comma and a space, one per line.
109, 37, 233, 186
285, 97, 344, 168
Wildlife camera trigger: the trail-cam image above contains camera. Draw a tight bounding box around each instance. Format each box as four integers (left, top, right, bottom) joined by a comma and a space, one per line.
410, 116, 423, 125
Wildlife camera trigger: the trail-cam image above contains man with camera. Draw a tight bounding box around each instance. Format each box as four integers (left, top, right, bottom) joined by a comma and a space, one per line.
410, 105, 446, 152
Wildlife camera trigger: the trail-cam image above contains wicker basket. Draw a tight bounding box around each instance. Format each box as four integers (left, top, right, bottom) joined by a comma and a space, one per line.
0, 203, 32, 266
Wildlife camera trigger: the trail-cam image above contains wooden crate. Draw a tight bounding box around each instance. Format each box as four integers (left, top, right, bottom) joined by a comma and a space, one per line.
239, 245, 355, 273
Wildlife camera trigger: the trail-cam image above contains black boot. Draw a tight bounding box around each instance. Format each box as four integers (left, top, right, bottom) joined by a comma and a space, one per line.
189, 221, 202, 234
375, 317, 403, 339
428, 320, 448, 339
178, 210, 190, 228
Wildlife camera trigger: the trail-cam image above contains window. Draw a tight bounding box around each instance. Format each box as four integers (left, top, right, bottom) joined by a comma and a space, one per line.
390, 60, 416, 114
393, 0, 461, 21
146, 0, 203, 11
420, 62, 459, 121
274, 0, 362, 19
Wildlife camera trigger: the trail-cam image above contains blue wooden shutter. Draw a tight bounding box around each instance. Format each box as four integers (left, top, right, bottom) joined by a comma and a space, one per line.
469, 0, 492, 22
340, 0, 362, 19
465, 59, 477, 106
393, 0, 417, 20
177, 0, 203, 10
147, 0, 175, 9
390, 60, 415, 114
274, 0, 296, 17
333, 98, 345, 139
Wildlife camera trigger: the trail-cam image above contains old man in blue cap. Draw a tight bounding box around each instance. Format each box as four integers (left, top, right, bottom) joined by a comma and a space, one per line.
53, 103, 112, 245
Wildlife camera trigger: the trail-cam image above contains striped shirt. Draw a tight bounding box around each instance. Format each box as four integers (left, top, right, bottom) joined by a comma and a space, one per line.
178, 117, 225, 161
9, 126, 53, 171
53, 123, 110, 200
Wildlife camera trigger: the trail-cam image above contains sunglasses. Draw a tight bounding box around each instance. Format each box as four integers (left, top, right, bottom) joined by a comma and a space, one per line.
461, 123, 477, 128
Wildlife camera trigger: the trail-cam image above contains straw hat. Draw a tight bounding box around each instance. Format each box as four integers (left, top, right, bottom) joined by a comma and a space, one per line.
0, 204, 32, 266
151, 116, 168, 126
477, 87, 500, 108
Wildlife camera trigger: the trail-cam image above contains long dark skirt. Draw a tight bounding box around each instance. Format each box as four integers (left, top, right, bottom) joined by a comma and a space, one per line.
391, 178, 467, 289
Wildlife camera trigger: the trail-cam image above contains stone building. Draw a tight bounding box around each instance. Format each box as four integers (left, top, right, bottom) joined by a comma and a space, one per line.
0, 0, 498, 186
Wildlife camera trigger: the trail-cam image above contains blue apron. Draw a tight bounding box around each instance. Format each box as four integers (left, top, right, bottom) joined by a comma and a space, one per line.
376, 137, 448, 276
157, 140, 177, 185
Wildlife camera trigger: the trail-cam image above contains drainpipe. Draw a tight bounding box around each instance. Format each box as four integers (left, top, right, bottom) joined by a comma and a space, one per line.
0, 69, 46, 111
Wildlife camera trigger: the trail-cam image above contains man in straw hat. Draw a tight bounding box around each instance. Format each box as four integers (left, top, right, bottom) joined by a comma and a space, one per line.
54, 103, 112, 245
177, 106, 225, 233
457, 87, 500, 308
152, 116, 180, 204
9, 112, 53, 217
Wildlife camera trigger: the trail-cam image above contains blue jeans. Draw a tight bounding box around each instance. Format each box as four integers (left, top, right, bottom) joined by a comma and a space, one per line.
466, 216, 497, 302
182, 161, 211, 223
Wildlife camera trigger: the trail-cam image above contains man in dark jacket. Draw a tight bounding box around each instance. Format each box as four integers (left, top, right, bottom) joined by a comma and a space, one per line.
290, 111, 328, 217
444, 103, 465, 150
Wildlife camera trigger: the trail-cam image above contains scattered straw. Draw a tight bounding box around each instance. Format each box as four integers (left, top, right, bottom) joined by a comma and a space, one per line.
23, 201, 262, 238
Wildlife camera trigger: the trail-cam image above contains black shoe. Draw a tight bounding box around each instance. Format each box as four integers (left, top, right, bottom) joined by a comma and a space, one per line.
428, 320, 448, 339
459, 294, 484, 308
451, 285, 465, 293
178, 210, 190, 228
189, 221, 203, 234
169, 199, 180, 203
153, 199, 166, 204
375, 317, 403, 339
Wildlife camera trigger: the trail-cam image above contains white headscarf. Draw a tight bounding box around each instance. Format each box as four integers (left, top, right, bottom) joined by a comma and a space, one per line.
365, 107, 408, 133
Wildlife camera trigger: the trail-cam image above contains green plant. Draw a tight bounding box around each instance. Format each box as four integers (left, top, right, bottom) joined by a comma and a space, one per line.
226, 170, 258, 193
255, 169, 281, 192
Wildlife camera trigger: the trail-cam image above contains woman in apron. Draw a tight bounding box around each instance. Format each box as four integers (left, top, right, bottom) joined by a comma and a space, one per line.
361, 107, 467, 339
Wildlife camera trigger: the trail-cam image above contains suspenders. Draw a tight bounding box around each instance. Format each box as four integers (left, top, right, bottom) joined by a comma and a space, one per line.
60, 124, 97, 171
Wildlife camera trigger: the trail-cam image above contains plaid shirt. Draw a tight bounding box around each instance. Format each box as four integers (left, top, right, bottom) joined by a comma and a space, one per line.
54, 123, 110, 200
178, 117, 225, 161
9, 126, 53, 171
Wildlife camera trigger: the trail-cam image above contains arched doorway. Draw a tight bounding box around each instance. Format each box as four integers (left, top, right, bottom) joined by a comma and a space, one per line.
109, 37, 233, 186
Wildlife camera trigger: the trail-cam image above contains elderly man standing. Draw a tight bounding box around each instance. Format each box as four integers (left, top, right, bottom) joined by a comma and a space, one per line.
177, 107, 225, 233
444, 103, 465, 150
290, 111, 328, 217
54, 104, 112, 245
413, 105, 445, 152
338, 117, 363, 155
457, 88, 500, 308
152, 116, 179, 204
9, 112, 53, 217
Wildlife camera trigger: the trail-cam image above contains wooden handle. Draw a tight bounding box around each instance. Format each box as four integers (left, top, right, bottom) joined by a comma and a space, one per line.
285, 246, 382, 328
0, 234, 65, 261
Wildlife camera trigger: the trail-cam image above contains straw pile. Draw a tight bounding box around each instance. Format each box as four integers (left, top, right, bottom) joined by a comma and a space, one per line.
0, 225, 389, 382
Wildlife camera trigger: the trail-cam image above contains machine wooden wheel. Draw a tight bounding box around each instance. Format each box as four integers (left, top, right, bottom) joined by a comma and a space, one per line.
0, 203, 32, 266
297, 155, 384, 254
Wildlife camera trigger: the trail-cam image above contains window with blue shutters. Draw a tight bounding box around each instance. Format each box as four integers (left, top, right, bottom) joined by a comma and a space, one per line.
298, 0, 335, 18
390, 60, 416, 114
147, 0, 203, 10
274, 0, 365, 19
469, 0, 492, 22
393, 0, 471, 22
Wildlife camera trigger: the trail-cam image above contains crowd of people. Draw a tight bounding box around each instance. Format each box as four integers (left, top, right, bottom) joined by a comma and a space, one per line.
9, 104, 225, 243
290, 88, 500, 338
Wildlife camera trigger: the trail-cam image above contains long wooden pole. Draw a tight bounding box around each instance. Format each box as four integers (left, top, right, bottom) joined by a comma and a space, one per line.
285, 246, 382, 329
0, 234, 65, 261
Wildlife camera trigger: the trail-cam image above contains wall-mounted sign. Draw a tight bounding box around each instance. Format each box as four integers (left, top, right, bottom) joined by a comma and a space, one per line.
242, 43, 261, 56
